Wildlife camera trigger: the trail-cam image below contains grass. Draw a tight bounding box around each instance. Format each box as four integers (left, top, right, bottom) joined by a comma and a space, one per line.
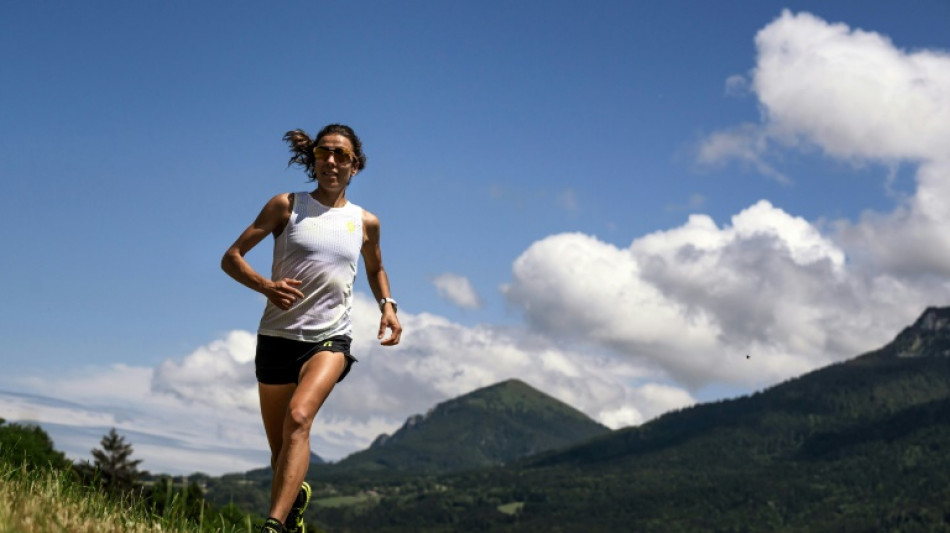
0, 463, 255, 533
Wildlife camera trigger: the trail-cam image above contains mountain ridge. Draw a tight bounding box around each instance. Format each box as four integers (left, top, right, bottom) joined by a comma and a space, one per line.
523, 306, 950, 470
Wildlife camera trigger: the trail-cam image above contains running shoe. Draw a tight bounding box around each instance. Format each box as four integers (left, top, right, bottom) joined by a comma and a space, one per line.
260, 517, 285, 533
284, 481, 312, 533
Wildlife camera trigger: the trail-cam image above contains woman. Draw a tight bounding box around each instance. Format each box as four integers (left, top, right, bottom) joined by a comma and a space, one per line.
222, 124, 402, 533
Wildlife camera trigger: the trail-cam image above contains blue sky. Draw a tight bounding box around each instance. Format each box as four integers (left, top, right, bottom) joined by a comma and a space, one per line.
2, 1, 949, 475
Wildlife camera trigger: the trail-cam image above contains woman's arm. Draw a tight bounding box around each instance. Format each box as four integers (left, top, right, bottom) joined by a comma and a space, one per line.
221, 193, 304, 310
361, 209, 403, 345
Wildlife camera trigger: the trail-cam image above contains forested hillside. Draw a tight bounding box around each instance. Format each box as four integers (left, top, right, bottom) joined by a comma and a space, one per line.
311, 308, 950, 532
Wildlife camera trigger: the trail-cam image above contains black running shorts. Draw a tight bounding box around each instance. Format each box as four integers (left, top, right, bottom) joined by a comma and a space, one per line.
255, 334, 357, 385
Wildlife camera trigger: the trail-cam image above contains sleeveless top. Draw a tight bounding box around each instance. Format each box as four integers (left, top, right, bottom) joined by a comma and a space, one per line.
258, 192, 364, 342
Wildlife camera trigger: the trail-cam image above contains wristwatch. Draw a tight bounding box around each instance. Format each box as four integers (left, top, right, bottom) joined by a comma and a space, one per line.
378, 297, 398, 313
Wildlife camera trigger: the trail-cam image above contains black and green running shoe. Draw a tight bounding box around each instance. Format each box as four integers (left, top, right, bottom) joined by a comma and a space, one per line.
260, 517, 285, 533
284, 481, 312, 533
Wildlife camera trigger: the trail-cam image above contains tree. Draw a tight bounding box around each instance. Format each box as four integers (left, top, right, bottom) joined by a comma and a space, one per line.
0, 418, 70, 471
77, 427, 143, 494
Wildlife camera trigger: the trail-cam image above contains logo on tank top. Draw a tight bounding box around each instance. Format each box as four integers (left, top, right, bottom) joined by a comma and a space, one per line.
346, 221, 356, 233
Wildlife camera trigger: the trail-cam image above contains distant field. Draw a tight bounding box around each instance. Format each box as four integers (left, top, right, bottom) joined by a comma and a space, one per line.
497, 501, 524, 515
313, 494, 375, 508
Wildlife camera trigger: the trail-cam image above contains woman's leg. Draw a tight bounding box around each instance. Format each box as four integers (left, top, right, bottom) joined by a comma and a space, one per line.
259, 383, 296, 470
267, 350, 347, 522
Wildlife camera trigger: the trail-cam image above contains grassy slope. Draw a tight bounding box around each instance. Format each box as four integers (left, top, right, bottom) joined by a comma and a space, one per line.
2, 465, 181, 533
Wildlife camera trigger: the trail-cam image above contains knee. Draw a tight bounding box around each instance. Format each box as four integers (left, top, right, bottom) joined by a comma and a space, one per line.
285, 406, 314, 438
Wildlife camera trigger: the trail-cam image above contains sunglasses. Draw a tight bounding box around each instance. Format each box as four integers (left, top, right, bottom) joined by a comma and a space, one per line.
313, 145, 356, 165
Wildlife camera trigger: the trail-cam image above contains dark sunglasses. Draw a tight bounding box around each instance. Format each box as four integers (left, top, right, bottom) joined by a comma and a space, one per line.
313, 145, 355, 164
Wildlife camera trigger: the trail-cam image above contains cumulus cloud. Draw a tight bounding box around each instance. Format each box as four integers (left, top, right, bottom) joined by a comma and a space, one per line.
504, 200, 942, 388
431, 273, 482, 309
704, 11, 950, 166
2, 293, 698, 474
752, 11, 950, 161
152, 330, 259, 411
170, 295, 697, 434
702, 10, 950, 278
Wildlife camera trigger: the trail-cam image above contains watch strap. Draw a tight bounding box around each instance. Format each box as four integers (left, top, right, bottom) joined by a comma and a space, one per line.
379, 297, 398, 313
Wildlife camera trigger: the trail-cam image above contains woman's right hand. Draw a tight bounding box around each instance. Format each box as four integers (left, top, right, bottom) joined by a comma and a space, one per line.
262, 278, 305, 310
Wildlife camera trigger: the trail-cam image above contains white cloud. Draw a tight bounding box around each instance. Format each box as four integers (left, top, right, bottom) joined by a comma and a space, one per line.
1, 294, 696, 474
431, 273, 482, 309
701, 10, 950, 279
341, 295, 692, 430
152, 330, 259, 411
0, 390, 121, 429
697, 123, 789, 183
752, 11, 950, 161
0, 367, 270, 475
503, 199, 941, 388
754, 11, 950, 279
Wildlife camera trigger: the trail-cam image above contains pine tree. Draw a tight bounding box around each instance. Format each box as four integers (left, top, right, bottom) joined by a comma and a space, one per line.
77, 427, 143, 494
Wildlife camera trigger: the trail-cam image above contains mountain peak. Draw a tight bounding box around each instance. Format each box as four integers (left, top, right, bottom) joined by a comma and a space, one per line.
912, 307, 950, 333
340, 379, 609, 473
895, 306, 950, 358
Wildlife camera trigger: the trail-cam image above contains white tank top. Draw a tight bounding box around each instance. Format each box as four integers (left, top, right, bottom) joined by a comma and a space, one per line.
258, 192, 364, 342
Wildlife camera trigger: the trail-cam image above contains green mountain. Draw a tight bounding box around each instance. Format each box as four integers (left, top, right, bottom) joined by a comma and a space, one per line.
529, 306, 950, 470
324, 307, 950, 532
202, 378, 609, 516
330, 378, 610, 474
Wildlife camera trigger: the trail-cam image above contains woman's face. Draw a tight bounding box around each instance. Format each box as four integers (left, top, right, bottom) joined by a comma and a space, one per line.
313, 133, 358, 191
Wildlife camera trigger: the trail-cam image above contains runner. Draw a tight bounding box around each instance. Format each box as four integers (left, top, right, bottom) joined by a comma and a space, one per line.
222, 124, 402, 533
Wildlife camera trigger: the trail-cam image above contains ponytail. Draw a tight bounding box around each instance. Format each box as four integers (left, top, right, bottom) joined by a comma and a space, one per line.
283, 129, 317, 180
283, 124, 367, 182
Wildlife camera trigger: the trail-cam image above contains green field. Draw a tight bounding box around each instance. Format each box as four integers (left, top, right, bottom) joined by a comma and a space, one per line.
313, 493, 375, 508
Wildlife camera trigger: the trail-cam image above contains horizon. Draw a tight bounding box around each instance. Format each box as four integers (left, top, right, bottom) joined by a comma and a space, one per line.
0, 304, 935, 476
